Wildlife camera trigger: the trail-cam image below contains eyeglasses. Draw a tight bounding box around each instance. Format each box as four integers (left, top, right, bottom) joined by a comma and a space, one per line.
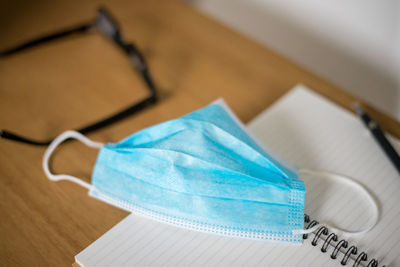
0, 7, 158, 146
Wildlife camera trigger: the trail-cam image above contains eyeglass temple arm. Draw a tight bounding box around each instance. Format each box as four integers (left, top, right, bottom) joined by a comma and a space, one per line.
0, 48, 157, 146
0, 23, 94, 57
0, 89, 156, 146
0, 56, 157, 146
0, 6, 121, 57
0, 22, 94, 146
0, 7, 158, 146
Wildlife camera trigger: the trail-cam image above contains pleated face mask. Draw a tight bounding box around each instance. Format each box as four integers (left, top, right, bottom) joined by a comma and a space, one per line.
43, 99, 306, 243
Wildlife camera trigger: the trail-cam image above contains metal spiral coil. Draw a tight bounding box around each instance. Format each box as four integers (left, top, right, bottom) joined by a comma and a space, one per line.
303, 215, 384, 267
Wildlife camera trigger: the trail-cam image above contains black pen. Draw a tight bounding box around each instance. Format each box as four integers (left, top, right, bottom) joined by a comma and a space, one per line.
354, 103, 400, 174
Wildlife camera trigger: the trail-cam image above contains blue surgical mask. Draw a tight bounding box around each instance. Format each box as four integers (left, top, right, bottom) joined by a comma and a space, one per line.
43, 99, 306, 243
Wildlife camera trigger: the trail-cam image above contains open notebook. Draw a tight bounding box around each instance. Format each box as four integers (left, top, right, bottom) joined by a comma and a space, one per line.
75, 85, 400, 267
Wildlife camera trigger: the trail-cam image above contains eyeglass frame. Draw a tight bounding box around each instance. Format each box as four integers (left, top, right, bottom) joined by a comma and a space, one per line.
0, 7, 158, 146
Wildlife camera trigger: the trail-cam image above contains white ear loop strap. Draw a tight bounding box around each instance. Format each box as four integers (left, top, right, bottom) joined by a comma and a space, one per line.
43, 130, 104, 190
293, 169, 379, 237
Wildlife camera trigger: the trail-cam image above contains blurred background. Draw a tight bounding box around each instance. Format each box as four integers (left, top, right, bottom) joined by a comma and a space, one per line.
189, 0, 400, 121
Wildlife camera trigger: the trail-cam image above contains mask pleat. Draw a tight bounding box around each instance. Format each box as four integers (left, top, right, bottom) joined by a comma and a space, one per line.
92, 163, 303, 233
97, 146, 298, 203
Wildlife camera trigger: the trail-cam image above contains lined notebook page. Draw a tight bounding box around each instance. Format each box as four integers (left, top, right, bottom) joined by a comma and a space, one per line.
76, 85, 400, 267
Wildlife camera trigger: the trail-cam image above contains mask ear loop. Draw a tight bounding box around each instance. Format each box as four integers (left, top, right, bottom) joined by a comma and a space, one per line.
293, 169, 379, 237
43, 130, 104, 190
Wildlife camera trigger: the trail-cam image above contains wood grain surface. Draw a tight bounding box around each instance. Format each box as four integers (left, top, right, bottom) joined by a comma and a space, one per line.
1, 0, 399, 266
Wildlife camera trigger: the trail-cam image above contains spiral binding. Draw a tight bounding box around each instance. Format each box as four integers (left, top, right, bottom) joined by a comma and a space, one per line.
303, 215, 385, 267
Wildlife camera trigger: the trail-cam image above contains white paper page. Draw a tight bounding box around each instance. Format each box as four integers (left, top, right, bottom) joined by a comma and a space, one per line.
248, 85, 400, 266
76, 85, 400, 267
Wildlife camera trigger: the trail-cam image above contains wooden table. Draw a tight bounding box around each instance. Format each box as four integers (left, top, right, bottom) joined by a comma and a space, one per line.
1, 0, 399, 266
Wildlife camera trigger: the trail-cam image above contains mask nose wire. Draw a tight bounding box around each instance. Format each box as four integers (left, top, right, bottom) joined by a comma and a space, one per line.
293, 169, 379, 237
43, 130, 104, 190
